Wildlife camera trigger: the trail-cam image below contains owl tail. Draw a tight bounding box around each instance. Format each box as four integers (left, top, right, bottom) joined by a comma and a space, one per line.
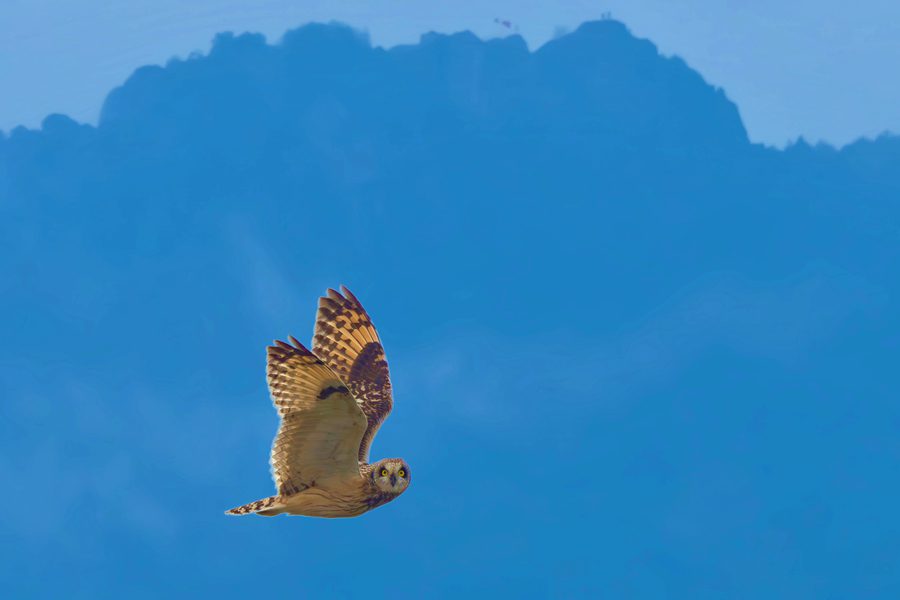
225, 495, 285, 516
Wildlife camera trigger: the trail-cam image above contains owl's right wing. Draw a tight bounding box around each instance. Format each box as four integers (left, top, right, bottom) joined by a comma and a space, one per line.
266, 337, 368, 496
312, 286, 393, 463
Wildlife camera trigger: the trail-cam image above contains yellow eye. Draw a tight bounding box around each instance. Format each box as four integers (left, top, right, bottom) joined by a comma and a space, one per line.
381, 469, 388, 477
398, 469, 406, 478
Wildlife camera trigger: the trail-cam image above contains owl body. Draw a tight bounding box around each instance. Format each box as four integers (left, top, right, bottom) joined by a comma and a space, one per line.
239, 459, 410, 518
282, 485, 372, 518
226, 287, 411, 519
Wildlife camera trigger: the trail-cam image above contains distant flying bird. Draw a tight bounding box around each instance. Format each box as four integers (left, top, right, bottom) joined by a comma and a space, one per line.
226, 286, 410, 518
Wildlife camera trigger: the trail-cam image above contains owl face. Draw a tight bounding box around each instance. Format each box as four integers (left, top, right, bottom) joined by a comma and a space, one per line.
372, 459, 411, 494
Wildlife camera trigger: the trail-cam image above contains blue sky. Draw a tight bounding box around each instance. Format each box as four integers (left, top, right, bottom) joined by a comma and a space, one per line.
2, 0, 900, 145
2, 14, 900, 600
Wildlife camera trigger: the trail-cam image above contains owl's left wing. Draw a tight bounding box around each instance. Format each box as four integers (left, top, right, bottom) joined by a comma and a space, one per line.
312, 286, 392, 463
267, 337, 368, 496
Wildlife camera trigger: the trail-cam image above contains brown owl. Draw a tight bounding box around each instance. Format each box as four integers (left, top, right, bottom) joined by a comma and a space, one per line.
226, 286, 410, 518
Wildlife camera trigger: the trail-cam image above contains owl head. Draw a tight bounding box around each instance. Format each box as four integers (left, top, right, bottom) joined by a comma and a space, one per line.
371, 458, 411, 495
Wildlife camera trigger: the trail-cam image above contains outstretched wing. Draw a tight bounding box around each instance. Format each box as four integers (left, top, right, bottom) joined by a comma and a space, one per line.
267, 336, 368, 496
312, 286, 392, 463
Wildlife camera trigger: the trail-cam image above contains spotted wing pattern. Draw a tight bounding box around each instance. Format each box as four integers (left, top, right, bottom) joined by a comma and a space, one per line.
267, 336, 368, 496
312, 286, 393, 463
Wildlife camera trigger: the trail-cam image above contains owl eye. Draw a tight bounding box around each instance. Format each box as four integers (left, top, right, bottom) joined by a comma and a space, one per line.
381, 468, 388, 477
398, 469, 406, 478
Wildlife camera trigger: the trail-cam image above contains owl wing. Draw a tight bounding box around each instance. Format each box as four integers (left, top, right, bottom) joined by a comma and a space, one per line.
312, 286, 393, 463
267, 336, 368, 496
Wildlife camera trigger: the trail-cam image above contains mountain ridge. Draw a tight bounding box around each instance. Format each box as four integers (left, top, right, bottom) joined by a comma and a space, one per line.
0, 19, 888, 151
1, 19, 896, 154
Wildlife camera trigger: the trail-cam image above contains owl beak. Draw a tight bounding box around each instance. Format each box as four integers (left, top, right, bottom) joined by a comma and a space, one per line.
390, 474, 397, 486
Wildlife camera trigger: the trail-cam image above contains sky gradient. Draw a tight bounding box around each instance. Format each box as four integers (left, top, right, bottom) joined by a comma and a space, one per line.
2, 0, 900, 146
2, 16, 900, 600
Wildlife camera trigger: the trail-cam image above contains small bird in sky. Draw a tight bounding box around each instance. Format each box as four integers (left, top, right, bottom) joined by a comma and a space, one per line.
226, 286, 410, 518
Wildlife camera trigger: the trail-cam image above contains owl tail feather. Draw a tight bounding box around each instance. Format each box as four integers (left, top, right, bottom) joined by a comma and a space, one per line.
225, 495, 285, 516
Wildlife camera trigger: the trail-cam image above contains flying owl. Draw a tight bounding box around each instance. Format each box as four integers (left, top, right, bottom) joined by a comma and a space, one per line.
226, 286, 410, 518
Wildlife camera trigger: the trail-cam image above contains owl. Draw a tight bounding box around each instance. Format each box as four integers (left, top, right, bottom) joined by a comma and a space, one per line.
226, 286, 410, 518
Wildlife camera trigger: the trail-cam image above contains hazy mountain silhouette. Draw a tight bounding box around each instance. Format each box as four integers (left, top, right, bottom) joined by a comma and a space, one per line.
3, 20, 899, 598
